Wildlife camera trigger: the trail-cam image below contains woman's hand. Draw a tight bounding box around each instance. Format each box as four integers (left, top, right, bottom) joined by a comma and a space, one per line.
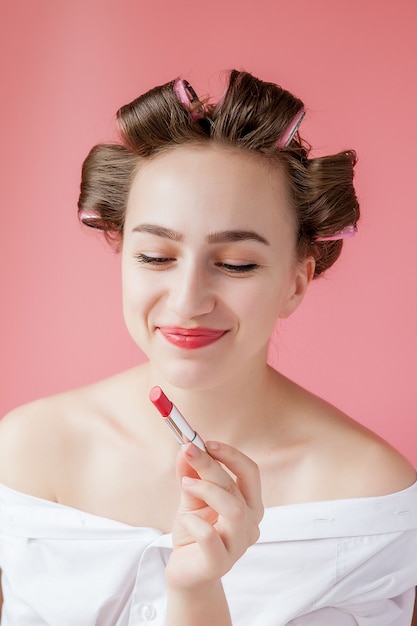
166, 440, 264, 590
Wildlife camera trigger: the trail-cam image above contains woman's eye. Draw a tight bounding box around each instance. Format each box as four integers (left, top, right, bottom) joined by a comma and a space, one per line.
134, 255, 258, 274
217, 262, 259, 274
134, 253, 174, 266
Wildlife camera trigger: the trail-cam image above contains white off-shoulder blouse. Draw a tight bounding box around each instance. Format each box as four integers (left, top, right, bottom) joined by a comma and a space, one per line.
1, 480, 417, 625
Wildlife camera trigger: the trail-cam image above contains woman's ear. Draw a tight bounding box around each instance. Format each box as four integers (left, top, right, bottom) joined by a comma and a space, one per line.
279, 257, 315, 319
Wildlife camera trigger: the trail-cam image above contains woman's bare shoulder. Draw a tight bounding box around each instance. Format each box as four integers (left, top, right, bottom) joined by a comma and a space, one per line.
0, 382, 101, 492
278, 375, 416, 501
0, 367, 142, 497
0, 393, 75, 498
307, 390, 416, 498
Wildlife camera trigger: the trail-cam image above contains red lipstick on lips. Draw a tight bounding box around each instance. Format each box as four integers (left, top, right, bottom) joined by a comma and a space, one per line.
158, 327, 227, 349
149, 386, 205, 451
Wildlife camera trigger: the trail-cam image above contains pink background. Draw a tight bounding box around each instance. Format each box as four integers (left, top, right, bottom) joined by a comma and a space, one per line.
1, 0, 416, 464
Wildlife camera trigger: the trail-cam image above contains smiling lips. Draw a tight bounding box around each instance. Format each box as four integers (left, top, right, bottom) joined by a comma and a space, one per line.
158, 327, 228, 349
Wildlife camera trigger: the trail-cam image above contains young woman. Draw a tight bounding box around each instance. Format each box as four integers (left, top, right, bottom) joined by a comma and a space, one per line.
0, 70, 416, 626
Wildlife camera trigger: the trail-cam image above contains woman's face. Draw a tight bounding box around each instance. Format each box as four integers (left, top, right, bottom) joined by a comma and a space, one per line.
122, 145, 313, 390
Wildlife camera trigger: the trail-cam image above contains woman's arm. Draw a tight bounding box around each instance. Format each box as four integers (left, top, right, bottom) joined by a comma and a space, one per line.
165, 441, 263, 626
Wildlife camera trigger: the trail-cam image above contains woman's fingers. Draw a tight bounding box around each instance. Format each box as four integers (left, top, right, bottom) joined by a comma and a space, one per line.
166, 512, 231, 588
178, 511, 231, 573
205, 441, 264, 521
181, 475, 261, 551
176, 441, 263, 553
179, 441, 264, 524
169, 440, 264, 587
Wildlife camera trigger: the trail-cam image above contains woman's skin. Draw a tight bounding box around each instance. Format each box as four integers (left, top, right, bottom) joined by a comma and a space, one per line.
0, 145, 415, 624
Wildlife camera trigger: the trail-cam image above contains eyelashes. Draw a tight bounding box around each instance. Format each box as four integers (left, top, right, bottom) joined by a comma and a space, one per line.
217, 262, 259, 274
135, 253, 173, 265
134, 254, 259, 274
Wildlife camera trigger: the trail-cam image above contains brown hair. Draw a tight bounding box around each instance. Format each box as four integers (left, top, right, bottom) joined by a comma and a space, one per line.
78, 70, 360, 277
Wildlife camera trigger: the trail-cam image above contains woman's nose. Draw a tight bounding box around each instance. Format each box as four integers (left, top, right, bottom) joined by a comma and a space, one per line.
166, 263, 216, 319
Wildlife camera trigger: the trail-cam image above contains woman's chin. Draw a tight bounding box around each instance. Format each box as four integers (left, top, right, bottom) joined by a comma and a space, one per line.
152, 361, 229, 392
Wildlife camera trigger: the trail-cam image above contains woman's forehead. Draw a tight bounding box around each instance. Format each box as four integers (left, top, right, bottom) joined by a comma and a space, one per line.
124, 145, 296, 248
128, 145, 291, 214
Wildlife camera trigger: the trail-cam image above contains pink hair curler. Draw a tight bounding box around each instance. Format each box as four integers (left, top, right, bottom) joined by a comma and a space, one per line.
315, 225, 357, 242
276, 108, 306, 149
173, 78, 204, 121
78, 209, 104, 229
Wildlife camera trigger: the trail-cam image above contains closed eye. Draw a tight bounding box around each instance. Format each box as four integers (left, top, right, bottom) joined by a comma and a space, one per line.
216, 262, 259, 274
134, 254, 259, 274
134, 253, 174, 265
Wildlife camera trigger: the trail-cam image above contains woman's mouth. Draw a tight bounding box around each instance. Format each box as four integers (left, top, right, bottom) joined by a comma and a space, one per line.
157, 327, 228, 349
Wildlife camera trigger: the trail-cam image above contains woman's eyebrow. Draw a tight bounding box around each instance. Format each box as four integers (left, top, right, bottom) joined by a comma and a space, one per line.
207, 230, 270, 245
131, 224, 183, 240
131, 224, 269, 246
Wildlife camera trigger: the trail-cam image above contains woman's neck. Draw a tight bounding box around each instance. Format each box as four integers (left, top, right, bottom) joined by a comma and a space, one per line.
146, 363, 285, 451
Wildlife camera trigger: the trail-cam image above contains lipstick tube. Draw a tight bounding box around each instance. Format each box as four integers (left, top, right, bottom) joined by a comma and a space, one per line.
149, 386, 206, 451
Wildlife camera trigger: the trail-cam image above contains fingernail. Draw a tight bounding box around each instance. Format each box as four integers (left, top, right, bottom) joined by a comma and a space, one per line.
185, 442, 201, 458
182, 476, 198, 486
206, 441, 220, 451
